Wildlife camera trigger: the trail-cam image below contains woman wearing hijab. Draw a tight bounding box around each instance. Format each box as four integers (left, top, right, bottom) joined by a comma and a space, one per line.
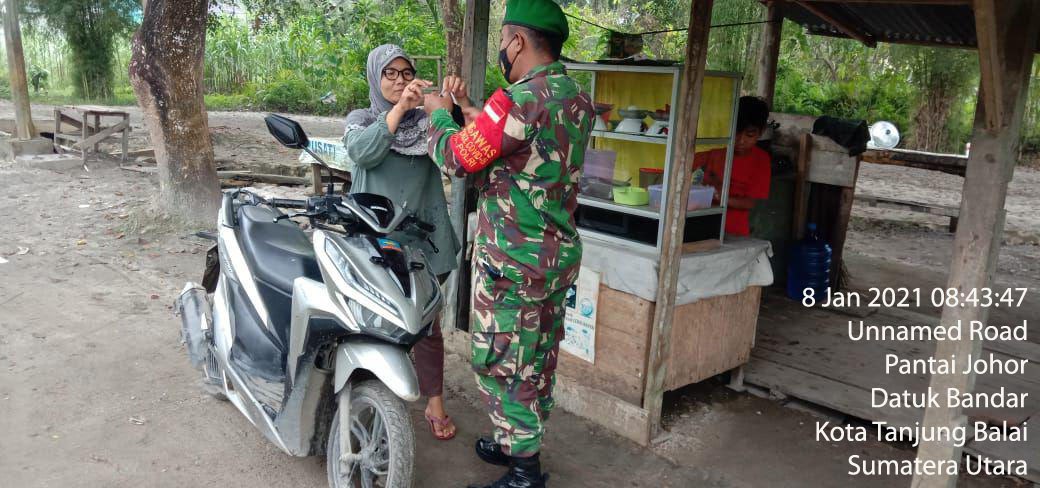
343, 44, 466, 440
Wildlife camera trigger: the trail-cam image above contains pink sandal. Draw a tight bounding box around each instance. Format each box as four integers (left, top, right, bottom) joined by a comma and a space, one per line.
425, 412, 457, 441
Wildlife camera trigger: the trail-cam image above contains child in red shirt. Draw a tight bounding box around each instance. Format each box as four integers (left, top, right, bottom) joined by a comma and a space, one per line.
693, 96, 771, 236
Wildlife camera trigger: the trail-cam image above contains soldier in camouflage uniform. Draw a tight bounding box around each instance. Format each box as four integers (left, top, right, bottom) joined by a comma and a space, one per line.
422, 1, 592, 486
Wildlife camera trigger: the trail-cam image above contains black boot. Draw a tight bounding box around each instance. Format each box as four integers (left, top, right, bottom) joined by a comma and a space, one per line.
467, 454, 547, 488
474, 437, 510, 466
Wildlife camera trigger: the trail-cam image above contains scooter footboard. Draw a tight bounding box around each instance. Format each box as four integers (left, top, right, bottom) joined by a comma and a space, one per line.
333, 342, 420, 402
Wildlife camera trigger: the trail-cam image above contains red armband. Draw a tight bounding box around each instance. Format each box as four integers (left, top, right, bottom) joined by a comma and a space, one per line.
448, 88, 515, 173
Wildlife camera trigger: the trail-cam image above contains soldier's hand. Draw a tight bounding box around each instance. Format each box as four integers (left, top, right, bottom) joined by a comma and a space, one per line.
442, 75, 471, 108
423, 92, 454, 116
461, 106, 482, 125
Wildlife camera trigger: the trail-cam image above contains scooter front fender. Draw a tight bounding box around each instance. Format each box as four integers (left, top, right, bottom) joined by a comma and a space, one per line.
333, 341, 420, 402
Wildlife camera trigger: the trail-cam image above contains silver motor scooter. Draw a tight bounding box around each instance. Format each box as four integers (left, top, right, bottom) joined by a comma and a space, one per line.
176, 114, 441, 488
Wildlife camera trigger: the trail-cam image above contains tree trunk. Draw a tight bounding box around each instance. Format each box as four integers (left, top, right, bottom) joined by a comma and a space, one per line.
4, 0, 35, 139
440, 0, 464, 76
129, 0, 220, 228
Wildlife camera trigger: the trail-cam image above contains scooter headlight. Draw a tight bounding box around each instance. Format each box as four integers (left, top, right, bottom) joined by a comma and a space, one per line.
324, 239, 404, 328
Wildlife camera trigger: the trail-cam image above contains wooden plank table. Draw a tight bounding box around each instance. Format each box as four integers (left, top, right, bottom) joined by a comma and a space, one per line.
52, 106, 130, 166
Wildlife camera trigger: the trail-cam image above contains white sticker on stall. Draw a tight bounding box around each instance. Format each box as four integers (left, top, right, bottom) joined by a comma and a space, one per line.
562, 267, 599, 363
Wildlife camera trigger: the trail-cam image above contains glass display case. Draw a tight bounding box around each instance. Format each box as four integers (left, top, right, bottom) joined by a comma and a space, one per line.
564, 62, 741, 251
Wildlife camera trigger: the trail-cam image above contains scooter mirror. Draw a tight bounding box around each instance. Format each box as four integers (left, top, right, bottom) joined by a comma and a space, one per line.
265, 114, 310, 149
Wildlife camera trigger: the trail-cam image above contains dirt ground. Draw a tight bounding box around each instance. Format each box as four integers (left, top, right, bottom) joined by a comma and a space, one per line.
1, 101, 1035, 487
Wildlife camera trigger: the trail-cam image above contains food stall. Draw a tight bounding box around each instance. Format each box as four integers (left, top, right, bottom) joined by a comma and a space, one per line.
543, 62, 774, 444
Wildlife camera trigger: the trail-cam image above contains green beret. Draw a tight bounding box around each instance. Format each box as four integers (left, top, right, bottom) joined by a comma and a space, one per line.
503, 0, 569, 42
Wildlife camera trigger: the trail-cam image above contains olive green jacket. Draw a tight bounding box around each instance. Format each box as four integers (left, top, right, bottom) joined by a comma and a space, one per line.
343, 112, 461, 276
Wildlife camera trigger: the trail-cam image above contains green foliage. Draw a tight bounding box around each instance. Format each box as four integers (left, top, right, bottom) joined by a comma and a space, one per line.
202, 0, 445, 115
3, 0, 1036, 163
1020, 55, 1040, 167
24, 0, 139, 99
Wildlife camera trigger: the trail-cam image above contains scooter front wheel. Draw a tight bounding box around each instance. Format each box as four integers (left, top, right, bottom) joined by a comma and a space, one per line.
327, 380, 415, 488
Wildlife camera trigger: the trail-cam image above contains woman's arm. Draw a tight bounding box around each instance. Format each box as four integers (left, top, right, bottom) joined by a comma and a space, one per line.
343, 113, 394, 170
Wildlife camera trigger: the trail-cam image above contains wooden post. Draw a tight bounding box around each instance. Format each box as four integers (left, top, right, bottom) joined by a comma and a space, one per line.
756, 1, 783, 106
81, 113, 89, 166
461, 0, 489, 105
791, 133, 811, 239
53, 108, 61, 154
121, 113, 129, 163
642, 0, 714, 439
442, 0, 489, 333
3, 0, 35, 140
910, 2, 1039, 487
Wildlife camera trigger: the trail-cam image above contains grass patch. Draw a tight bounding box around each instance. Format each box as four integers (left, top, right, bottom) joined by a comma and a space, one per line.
204, 93, 254, 111
26, 86, 137, 107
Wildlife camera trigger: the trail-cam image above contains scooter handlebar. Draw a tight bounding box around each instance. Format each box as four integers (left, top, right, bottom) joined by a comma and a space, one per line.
269, 198, 307, 208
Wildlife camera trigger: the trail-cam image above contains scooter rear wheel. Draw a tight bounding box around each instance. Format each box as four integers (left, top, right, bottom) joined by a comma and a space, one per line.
327, 380, 415, 488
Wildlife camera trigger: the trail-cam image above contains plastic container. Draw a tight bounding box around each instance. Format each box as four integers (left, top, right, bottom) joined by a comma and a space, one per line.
648, 185, 663, 209
613, 186, 649, 206
786, 223, 833, 301
647, 184, 714, 211
583, 149, 616, 181
639, 167, 664, 188
579, 176, 615, 200
687, 185, 714, 210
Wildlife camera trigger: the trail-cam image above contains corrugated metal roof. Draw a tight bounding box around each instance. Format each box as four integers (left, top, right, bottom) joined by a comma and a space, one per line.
781, 2, 1039, 52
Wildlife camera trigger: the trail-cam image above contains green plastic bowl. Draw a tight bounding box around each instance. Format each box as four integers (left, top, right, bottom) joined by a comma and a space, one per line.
613, 186, 649, 206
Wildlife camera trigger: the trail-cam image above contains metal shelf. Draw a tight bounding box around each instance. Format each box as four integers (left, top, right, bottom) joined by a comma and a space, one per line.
686, 206, 725, 218
577, 195, 660, 219
564, 62, 680, 74
577, 227, 659, 254
592, 130, 731, 146
592, 130, 667, 144
564, 62, 742, 79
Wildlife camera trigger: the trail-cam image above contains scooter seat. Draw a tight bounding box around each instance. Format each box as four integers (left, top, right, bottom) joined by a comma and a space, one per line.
236, 205, 321, 295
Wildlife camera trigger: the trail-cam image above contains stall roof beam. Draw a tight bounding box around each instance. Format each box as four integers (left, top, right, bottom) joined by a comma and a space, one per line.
800, 0, 969, 4
794, 1, 877, 47
776, 0, 1040, 52
911, 1, 1039, 487
642, 0, 715, 439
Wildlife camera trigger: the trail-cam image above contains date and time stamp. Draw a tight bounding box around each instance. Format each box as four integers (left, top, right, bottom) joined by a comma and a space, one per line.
801, 286, 1029, 309
796, 286, 1033, 477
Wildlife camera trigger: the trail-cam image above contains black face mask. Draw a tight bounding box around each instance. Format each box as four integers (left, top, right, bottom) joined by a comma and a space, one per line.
498, 37, 517, 82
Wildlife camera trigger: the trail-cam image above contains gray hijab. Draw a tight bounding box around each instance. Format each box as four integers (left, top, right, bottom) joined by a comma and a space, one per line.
344, 44, 430, 156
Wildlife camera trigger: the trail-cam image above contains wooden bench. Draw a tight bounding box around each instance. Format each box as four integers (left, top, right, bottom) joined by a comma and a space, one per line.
854, 193, 960, 232
53, 106, 130, 166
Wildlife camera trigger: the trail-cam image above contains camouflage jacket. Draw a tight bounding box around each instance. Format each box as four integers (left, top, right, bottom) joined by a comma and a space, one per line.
428, 62, 594, 293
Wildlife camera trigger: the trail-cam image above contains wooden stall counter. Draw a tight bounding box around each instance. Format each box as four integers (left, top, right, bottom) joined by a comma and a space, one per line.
552, 236, 773, 443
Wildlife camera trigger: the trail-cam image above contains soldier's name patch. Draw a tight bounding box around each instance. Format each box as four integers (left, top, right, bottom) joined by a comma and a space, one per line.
450, 88, 515, 173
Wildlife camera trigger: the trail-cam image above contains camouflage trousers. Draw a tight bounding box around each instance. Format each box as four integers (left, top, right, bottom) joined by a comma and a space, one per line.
470, 261, 569, 458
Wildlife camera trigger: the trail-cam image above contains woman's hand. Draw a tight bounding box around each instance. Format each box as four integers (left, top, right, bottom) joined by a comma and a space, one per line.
442, 75, 472, 108
388, 79, 432, 133
395, 79, 432, 112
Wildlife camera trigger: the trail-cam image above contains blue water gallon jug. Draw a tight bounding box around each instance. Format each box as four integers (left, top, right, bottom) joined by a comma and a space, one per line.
786, 223, 832, 300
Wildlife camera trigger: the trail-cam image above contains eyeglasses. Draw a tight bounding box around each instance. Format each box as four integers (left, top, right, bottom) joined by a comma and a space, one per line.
382, 67, 416, 81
